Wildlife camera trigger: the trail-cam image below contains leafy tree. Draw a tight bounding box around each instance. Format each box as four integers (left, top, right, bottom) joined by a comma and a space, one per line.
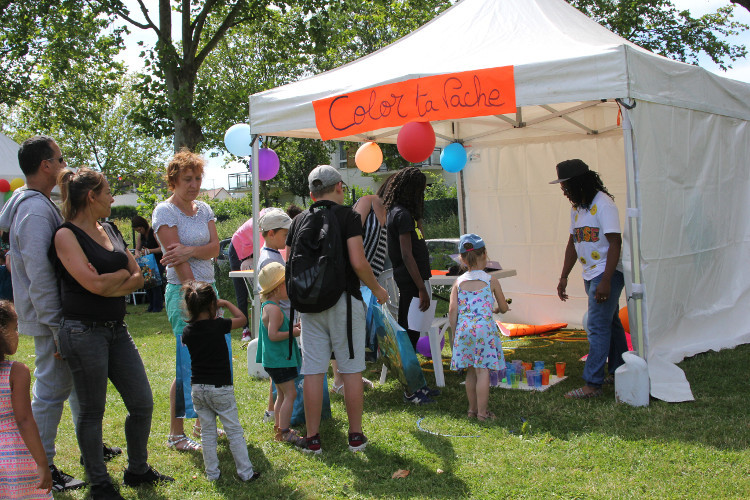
569, 0, 747, 69
0, 0, 125, 129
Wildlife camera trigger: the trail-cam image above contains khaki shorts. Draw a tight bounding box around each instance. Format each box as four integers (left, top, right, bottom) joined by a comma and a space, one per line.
299, 294, 366, 375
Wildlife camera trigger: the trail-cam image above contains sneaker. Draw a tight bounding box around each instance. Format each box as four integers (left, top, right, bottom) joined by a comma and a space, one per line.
80, 443, 124, 465
420, 385, 441, 398
300, 433, 322, 455
123, 465, 175, 487
244, 471, 261, 483
403, 390, 435, 405
241, 328, 252, 341
90, 482, 125, 500
262, 410, 275, 423
50, 465, 86, 492
348, 432, 368, 452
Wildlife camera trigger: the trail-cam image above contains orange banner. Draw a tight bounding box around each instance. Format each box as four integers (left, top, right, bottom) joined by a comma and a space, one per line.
313, 66, 515, 141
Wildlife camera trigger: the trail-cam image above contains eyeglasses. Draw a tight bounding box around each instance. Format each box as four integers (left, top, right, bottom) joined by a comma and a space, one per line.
45, 156, 65, 164
341, 181, 349, 193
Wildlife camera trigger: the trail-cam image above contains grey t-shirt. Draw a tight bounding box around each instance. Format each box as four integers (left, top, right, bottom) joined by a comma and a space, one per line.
152, 200, 217, 284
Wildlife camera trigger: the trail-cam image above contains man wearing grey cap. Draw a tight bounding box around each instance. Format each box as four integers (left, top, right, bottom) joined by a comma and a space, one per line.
285, 165, 388, 454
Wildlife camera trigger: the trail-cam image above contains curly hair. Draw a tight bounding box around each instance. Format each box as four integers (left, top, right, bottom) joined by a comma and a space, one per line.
382, 167, 427, 221
165, 148, 205, 191
562, 170, 614, 210
0, 300, 18, 362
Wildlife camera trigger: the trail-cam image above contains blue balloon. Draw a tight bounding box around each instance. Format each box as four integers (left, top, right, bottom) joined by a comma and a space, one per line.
440, 142, 467, 173
224, 123, 252, 156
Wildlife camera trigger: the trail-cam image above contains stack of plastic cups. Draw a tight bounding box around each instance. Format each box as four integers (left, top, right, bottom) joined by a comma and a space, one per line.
541, 368, 550, 385
497, 366, 506, 385
534, 370, 542, 388
489, 370, 498, 387
534, 361, 545, 372
526, 369, 536, 386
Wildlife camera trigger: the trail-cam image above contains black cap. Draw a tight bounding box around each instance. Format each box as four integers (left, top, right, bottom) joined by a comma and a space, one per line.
550, 159, 589, 184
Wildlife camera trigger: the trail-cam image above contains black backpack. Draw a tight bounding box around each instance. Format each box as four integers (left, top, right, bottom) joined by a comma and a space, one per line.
286, 202, 354, 358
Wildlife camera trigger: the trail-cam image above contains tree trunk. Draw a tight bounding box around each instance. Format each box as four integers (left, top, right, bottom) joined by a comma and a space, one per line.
171, 76, 204, 152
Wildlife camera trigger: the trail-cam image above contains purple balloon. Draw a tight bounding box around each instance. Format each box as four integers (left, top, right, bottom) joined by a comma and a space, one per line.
258, 148, 280, 181
416, 335, 445, 358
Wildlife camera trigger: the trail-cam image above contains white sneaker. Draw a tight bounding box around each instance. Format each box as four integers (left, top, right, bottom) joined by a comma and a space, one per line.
262, 410, 274, 423
241, 329, 252, 342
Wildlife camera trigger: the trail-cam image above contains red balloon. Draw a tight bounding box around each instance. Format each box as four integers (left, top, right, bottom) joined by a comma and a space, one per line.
397, 121, 436, 163
0, 179, 9, 192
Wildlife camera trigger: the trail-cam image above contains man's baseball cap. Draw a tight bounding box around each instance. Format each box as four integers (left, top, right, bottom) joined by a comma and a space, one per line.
550, 159, 590, 184
308, 165, 342, 191
257, 207, 292, 231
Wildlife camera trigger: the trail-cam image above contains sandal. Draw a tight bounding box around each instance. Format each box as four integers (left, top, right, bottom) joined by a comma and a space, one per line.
467, 410, 478, 419
167, 434, 202, 451
275, 428, 305, 447
477, 411, 497, 422
193, 425, 226, 440
603, 374, 615, 385
564, 386, 603, 399
330, 383, 345, 395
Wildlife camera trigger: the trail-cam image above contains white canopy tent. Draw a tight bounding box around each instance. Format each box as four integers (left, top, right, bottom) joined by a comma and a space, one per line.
247, 0, 750, 402
0, 132, 22, 180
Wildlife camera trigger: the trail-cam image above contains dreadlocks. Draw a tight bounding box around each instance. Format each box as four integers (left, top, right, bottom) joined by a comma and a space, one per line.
562, 170, 614, 210
383, 167, 427, 221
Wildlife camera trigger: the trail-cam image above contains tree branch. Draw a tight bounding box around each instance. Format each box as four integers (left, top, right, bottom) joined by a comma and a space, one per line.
191, 0, 220, 50
134, 0, 161, 35
194, 0, 245, 69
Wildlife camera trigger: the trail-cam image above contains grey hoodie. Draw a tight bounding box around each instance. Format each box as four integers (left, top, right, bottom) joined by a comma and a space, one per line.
0, 188, 63, 336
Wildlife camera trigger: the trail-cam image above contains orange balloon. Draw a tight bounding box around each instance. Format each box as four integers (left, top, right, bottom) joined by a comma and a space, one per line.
355, 142, 383, 173
619, 306, 629, 333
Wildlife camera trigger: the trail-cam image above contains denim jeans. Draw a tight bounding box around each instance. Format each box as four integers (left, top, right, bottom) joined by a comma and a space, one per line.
229, 243, 249, 320
582, 270, 628, 387
191, 384, 254, 481
59, 319, 154, 487
31, 334, 79, 465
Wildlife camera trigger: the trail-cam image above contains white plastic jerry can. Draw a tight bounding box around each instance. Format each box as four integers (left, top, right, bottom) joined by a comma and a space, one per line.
614, 351, 650, 407
246, 338, 269, 379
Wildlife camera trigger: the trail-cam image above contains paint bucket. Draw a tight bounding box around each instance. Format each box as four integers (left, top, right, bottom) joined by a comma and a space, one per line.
614, 351, 649, 407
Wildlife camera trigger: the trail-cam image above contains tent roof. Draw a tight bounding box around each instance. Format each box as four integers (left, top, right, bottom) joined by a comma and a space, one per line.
0, 133, 22, 179
249, 0, 750, 143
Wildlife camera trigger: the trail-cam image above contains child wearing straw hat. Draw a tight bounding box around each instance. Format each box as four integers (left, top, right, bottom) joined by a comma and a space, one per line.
255, 262, 303, 447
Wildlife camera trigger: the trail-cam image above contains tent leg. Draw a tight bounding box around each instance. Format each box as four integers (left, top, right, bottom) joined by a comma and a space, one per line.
251, 134, 261, 340
621, 104, 646, 360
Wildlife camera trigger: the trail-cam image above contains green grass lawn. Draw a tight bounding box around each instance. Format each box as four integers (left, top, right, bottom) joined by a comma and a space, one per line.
14, 303, 750, 499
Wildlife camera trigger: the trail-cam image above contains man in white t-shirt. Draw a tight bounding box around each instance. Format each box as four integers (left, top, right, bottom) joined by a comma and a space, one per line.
551, 159, 628, 399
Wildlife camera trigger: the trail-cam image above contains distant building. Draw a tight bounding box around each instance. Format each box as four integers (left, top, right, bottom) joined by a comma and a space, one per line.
199, 187, 231, 201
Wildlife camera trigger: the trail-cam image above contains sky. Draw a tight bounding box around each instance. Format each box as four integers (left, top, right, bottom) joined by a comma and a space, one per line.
116, 0, 750, 190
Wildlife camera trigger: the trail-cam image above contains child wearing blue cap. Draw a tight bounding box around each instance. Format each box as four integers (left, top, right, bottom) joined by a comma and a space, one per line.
448, 233, 510, 421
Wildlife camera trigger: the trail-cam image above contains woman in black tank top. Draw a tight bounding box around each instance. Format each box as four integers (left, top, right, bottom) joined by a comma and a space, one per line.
51, 168, 172, 498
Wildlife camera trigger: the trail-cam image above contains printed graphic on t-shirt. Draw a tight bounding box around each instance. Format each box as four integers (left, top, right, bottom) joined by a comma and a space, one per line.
573, 226, 600, 243
590, 204, 598, 215
414, 220, 424, 240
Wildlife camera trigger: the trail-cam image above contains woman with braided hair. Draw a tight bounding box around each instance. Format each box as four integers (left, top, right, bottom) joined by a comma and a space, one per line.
384, 167, 439, 405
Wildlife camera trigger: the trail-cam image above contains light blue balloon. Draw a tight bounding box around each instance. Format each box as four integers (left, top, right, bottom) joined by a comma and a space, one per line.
440, 142, 467, 173
224, 123, 252, 156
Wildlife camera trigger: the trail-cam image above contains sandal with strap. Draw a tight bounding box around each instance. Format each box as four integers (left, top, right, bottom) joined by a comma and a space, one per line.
467, 410, 478, 419
167, 434, 202, 451
193, 425, 226, 440
276, 428, 305, 448
564, 386, 603, 399
477, 411, 497, 422
330, 383, 345, 395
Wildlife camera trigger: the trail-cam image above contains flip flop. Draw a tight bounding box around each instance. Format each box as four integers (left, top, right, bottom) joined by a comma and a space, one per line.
564, 387, 603, 399
467, 410, 477, 419
477, 411, 497, 421
603, 374, 615, 385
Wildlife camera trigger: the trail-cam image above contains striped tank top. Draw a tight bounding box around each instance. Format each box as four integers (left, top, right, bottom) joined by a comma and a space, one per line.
362, 208, 387, 278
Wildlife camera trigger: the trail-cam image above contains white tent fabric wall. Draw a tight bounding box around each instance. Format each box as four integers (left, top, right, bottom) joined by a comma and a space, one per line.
630, 101, 750, 400
247, 0, 750, 402
463, 133, 628, 329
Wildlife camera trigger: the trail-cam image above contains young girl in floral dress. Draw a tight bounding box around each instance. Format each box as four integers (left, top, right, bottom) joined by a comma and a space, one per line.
449, 234, 510, 421
0, 300, 53, 499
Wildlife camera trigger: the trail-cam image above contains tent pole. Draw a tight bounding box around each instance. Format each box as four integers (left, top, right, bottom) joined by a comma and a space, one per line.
455, 121, 467, 235
620, 105, 646, 359
251, 134, 261, 340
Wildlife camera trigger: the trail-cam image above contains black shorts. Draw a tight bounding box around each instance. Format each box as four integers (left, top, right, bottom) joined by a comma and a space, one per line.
265, 366, 298, 385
